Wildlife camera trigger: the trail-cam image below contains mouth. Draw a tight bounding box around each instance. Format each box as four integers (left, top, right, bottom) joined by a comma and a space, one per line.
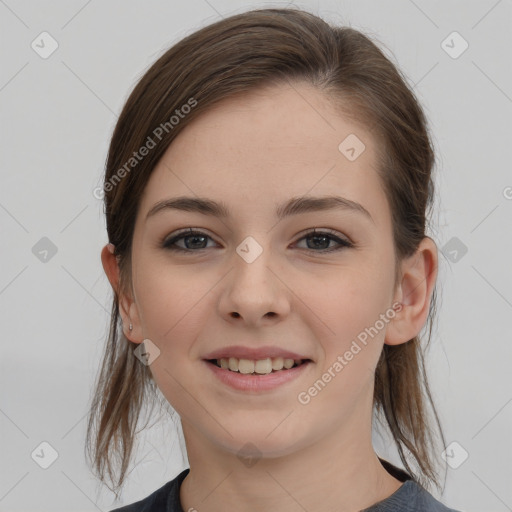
205, 357, 311, 375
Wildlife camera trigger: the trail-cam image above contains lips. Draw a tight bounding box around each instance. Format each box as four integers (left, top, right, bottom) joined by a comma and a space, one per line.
202, 345, 312, 362
204, 357, 312, 391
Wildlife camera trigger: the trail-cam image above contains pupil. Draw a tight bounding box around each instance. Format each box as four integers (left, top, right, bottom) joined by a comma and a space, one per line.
186, 235, 207, 249
308, 235, 329, 250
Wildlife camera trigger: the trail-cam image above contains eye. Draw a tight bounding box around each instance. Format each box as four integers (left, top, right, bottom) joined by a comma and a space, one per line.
161, 228, 353, 253
294, 228, 353, 253
161, 229, 218, 252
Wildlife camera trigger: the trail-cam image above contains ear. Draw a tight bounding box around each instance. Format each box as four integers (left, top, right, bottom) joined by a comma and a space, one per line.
385, 236, 438, 346
100, 243, 143, 344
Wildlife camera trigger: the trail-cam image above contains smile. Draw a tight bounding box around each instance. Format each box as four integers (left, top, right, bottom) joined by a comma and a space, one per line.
207, 356, 309, 375
204, 358, 312, 392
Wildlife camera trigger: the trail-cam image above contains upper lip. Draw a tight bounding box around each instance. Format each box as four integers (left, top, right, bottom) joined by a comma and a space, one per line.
203, 345, 312, 361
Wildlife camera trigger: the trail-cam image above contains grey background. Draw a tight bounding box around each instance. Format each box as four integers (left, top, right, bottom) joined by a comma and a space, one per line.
1, 1, 511, 511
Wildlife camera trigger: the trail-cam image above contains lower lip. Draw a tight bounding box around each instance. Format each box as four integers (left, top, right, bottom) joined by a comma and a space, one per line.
204, 360, 312, 392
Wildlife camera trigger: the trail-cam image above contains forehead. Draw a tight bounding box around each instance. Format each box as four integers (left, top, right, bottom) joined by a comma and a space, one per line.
138, 82, 390, 230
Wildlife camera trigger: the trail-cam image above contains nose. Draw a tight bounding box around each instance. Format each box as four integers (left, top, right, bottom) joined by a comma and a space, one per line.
217, 244, 291, 327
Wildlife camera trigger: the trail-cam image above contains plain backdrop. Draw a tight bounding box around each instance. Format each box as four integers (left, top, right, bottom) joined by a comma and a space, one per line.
1, 1, 511, 511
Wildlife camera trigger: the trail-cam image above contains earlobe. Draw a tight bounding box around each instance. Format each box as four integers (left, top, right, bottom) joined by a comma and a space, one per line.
384, 237, 438, 346
123, 300, 144, 344
100, 243, 143, 344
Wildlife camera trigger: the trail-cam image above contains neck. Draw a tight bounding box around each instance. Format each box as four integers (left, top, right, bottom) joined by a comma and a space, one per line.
179, 403, 403, 512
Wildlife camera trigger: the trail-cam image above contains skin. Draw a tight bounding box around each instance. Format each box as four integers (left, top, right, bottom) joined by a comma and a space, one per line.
101, 81, 438, 512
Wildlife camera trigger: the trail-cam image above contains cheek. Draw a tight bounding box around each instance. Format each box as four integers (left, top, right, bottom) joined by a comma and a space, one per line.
134, 267, 215, 415
305, 267, 390, 337
304, 277, 390, 408
134, 263, 214, 343
301, 264, 394, 388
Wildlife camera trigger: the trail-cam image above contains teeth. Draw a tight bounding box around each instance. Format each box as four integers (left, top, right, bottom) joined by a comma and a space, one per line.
272, 357, 284, 370
238, 359, 255, 374
215, 356, 304, 374
283, 358, 294, 369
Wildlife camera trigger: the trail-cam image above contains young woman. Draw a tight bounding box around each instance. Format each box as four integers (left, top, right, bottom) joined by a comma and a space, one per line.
87, 7, 462, 512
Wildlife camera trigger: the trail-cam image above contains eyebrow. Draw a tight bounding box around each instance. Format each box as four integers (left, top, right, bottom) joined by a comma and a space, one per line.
146, 195, 374, 224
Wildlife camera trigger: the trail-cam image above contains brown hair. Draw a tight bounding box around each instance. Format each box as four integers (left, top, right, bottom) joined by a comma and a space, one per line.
85, 6, 445, 498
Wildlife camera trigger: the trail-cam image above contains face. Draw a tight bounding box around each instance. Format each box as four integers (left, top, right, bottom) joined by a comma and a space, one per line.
125, 82, 401, 458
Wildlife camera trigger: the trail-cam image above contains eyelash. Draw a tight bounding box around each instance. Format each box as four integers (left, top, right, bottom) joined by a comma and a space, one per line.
161, 228, 354, 254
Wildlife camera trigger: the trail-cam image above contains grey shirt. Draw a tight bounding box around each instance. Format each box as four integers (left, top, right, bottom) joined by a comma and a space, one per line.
110, 461, 462, 512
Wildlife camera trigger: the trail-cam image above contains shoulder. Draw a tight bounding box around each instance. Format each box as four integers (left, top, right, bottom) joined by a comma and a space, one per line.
109, 468, 190, 512
364, 479, 463, 512
366, 459, 463, 512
